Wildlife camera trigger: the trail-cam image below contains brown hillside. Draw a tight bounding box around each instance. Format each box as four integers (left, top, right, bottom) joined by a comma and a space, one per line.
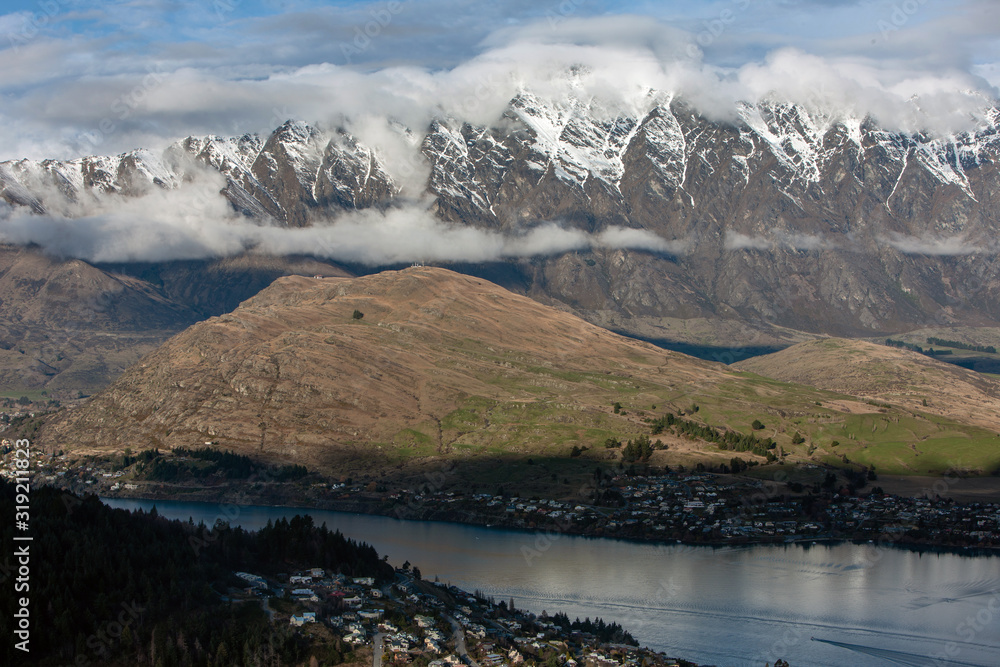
39, 267, 730, 469
735, 338, 1000, 431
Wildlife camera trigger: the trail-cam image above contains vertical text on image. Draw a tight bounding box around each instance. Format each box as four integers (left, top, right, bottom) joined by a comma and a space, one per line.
13, 438, 32, 653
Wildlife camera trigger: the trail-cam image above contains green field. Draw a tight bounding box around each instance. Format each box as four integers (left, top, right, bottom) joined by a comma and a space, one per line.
0, 389, 51, 402
378, 364, 1000, 477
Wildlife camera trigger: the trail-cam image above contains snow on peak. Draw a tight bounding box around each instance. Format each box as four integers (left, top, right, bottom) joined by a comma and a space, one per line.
737, 101, 838, 183
274, 119, 319, 143
509, 91, 639, 189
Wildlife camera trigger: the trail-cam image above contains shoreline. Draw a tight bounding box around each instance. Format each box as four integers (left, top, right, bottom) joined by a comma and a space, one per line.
95, 485, 1000, 558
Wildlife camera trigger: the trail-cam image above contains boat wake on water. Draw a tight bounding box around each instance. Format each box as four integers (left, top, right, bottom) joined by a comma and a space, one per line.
810, 637, 988, 666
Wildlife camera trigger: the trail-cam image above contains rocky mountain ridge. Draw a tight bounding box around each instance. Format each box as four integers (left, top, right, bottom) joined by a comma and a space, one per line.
3, 93, 1000, 338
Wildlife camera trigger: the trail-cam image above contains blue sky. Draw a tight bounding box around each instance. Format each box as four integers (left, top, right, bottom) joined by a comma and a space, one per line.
4, 0, 993, 69
0, 0, 997, 159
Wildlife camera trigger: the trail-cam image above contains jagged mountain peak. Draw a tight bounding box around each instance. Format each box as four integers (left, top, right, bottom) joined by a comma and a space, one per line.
4, 95, 998, 223
4, 94, 1000, 336
271, 119, 322, 143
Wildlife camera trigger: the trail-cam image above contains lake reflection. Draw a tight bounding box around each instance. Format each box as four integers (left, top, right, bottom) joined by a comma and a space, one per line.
104, 498, 1000, 667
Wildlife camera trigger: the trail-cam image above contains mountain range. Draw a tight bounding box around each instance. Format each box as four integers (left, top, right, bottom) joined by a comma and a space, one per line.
3, 91, 1000, 391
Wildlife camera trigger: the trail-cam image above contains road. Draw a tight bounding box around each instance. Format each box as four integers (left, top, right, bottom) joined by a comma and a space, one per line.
444, 615, 480, 667
260, 595, 275, 622
372, 632, 385, 667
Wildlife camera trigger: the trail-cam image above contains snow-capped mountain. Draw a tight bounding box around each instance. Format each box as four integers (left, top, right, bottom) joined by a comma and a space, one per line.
420, 93, 1000, 239
3, 93, 1000, 336
0, 120, 396, 227
0, 148, 179, 213
5, 95, 997, 236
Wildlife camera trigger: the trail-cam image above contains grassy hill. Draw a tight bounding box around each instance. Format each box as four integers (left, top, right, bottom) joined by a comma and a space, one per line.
734, 338, 1000, 474
735, 338, 1000, 431
866, 327, 1000, 374
37, 269, 1000, 478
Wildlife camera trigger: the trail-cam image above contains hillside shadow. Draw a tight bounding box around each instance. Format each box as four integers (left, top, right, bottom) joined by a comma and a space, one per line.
946, 357, 1000, 374
611, 333, 787, 364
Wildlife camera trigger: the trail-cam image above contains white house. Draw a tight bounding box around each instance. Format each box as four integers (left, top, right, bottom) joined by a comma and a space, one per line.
292, 588, 318, 601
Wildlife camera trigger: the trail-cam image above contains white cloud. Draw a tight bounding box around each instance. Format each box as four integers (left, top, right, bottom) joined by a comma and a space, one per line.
596, 226, 688, 254
881, 233, 988, 256
0, 180, 688, 265
724, 230, 996, 256
780, 232, 836, 252
1, 10, 997, 161
0, 174, 253, 262
724, 230, 836, 252
724, 232, 773, 251
733, 48, 995, 134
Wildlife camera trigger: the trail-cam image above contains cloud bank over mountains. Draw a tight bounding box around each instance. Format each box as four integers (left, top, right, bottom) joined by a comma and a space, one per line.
0, 1, 998, 265
0, 171, 688, 265
0, 1, 997, 161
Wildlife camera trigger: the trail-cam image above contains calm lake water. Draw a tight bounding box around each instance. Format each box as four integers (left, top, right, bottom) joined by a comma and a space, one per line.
103, 498, 1000, 667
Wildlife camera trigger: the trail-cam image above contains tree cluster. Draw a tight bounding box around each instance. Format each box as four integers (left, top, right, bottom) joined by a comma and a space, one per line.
620, 435, 666, 462
649, 413, 777, 458
548, 612, 637, 645
884, 338, 924, 353
0, 481, 392, 666
926, 337, 996, 354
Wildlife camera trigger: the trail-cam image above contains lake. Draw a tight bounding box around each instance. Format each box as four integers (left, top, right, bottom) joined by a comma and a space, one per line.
103, 498, 1000, 667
